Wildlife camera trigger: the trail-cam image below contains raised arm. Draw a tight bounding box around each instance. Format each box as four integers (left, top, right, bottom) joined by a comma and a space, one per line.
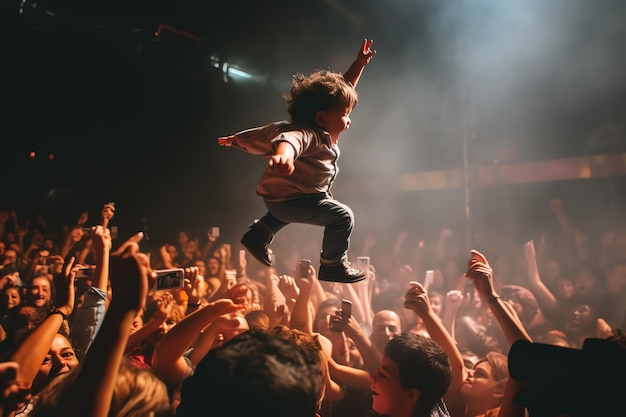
6, 259, 76, 414
343, 39, 376, 88
465, 249, 531, 417
523, 240, 559, 316
58, 232, 149, 417
152, 298, 243, 386
403, 282, 467, 403
69, 225, 110, 362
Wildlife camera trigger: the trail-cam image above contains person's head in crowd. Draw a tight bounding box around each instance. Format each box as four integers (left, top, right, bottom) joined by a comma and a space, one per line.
272, 325, 328, 409
245, 310, 270, 331
2, 248, 18, 270
572, 262, 605, 298
143, 296, 186, 350
560, 299, 603, 348
31, 332, 79, 395
31, 358, 172, 417
313, 298, 342, 338
28, 274, 53, 310
41, 236, 57, 252
460, 351, 509, 415
370, 333, 451, 417
370, 309, 402, 354
426, 289, 444, 317
205, 256, 221, 278
347, 336, 365, 369
177, 329, 323, 417
500, 285, 542, 329
225, 282, 260, 314
0, 282, 23, 316
539, 255, 562, 287
553, 274, 575, 301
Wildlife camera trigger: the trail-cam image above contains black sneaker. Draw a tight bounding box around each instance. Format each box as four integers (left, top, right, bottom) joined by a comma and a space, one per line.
318, 262, 366, 283
241, 226, 272, 266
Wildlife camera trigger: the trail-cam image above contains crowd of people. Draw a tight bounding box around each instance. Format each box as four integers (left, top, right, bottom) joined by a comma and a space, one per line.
0, 193, 623, 417
0, 35, 625, 417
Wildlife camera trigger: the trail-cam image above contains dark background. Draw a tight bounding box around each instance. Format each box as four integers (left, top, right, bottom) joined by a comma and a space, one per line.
2, 0, 626, 250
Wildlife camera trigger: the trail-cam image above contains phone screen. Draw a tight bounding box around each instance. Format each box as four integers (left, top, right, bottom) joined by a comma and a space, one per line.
299, 260, 311, 278
341, 299, 352, 318
154, 268, 185, 291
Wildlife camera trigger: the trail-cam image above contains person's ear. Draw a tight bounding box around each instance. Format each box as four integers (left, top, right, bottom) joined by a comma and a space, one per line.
315, 111, 326, 128
491, 383, 506, 399
407, 388, 420, 403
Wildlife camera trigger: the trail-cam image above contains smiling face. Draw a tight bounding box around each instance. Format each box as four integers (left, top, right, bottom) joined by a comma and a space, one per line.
369, 356, 414, 417
34, 333, 79, 393
4, 287, 21, 309
30, 276, 51, 308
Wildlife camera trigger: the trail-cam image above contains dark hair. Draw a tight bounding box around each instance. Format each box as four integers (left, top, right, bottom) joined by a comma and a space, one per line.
384, 334, 452, 417
177, 329, 322, 417
285, 70, 358, 125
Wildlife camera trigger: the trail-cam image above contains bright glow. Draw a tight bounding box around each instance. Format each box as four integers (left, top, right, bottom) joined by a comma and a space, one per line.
226, 67, 252, 79
29, 151, 35, 158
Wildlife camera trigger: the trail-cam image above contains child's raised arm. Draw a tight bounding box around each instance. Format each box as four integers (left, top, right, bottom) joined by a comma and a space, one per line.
343, 39, 376, 88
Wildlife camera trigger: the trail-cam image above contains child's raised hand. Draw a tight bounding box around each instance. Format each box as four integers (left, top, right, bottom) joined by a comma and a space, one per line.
356, 39, 376, 66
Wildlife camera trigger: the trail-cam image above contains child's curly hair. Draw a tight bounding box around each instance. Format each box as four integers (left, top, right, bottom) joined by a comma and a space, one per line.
284, 70, 358, 125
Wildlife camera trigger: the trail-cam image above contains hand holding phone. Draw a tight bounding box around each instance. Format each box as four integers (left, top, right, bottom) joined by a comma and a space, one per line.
424, 270, 434, 292
154, 268, 185, 291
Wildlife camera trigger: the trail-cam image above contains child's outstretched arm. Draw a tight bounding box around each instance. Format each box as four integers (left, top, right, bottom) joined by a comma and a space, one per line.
344, 38, 376, 88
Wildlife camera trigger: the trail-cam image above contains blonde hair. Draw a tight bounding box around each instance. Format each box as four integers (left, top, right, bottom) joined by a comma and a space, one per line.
31, 359, 172, 417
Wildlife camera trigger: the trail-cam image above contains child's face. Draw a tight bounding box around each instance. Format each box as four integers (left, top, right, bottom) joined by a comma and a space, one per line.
320, 105, 352, 142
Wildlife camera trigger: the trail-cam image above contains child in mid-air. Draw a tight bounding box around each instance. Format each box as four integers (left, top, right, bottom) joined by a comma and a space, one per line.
217, 39, 376, 283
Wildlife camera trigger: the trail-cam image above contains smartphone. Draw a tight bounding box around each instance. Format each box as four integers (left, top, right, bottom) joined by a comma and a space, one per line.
239, 249, 246, 264
76, 266, 94, 280
299, 259, 311, 278
341, 299, 352, 318
424, 270, 434, 292
355, 256, 370, 274
225, 269, 237, 287
154, 268, 185, 291
211, 226, 220, 238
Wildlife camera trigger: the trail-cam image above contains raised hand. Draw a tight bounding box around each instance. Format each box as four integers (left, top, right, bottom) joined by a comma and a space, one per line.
403, 281, 432, 316
217, 135, 235, 147
465, 249, 496, 300
109, 232, 149, 312
445, 289, 464, 314
277, 274, 300, 301
355, 39, 376, 67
